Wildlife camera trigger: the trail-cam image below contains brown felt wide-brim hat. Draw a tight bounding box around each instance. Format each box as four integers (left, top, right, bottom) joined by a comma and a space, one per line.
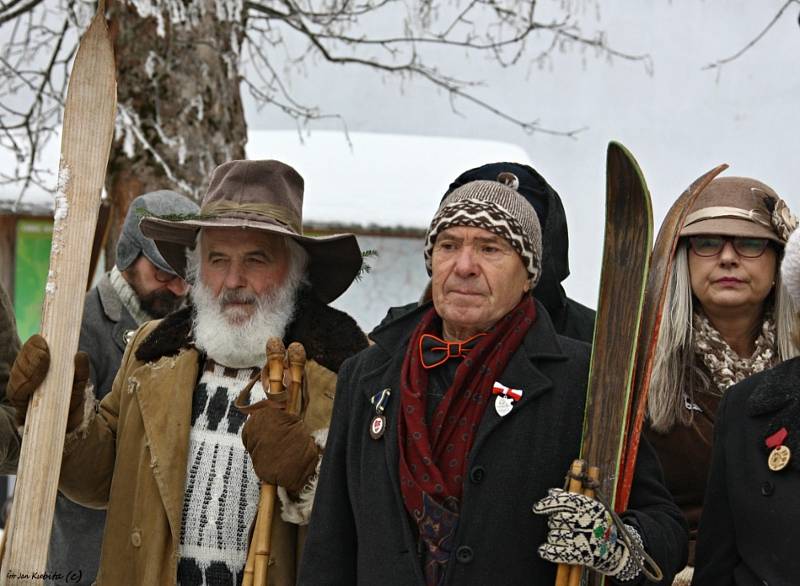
140, 160, 362, 303
679, 176, 782, 243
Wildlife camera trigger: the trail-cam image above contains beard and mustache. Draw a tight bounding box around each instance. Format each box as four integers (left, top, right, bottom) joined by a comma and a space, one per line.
190, 267, 304, 369
138, 289, 184, 319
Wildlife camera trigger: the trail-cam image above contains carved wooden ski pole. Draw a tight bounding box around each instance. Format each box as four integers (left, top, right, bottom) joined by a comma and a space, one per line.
241, 340, 308, 585
243, 338, 286, 586
566, 466, 601, 586
555, 460, 586, 586
0, 3, 116, 584
287, 342, 306, 416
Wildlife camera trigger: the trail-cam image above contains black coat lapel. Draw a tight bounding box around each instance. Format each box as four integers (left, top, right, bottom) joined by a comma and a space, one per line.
471, 313, 567, 455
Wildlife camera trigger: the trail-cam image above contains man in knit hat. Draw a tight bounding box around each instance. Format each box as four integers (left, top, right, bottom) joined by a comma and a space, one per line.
376, 161, 596, 344
7, 160, 368, 585
300, 173, 687, 585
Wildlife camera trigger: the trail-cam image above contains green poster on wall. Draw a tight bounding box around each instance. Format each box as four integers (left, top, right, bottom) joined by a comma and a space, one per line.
14, 219, 53, 341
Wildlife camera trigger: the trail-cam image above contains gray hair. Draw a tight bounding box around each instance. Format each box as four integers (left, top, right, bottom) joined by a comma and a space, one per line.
647, 243, 798, 432
185, 229, 309, 288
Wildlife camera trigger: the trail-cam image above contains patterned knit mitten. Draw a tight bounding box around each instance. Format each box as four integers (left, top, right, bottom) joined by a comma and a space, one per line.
532, 488, 641, 580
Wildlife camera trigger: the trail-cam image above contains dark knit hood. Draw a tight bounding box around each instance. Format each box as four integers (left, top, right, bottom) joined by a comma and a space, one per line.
444, 162, 571, 317
135, 288, 368, 373
746, 356, 800, 472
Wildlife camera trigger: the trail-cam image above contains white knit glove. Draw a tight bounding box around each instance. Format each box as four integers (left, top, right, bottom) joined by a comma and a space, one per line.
532, 488, 642, 580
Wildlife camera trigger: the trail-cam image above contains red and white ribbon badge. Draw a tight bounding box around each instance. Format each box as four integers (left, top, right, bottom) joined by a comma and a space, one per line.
492, 381, 523, 401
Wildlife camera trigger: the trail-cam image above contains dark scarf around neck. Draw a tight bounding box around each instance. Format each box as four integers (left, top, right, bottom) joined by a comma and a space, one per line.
397, 296, 537, 585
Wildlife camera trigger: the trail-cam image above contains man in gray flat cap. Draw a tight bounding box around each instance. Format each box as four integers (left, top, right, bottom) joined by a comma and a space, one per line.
2, 190, 197, 585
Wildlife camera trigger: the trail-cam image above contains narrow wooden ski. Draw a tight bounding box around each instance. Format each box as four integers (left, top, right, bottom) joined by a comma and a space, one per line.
579, 141, 653, 504
615, 163, 729, 511
0, 3, 116, 583
555, 142, 653, 586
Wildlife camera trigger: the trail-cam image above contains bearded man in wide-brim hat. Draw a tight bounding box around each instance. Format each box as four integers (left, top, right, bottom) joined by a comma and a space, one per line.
8, 160, 368, 585
299, 172, 688, 585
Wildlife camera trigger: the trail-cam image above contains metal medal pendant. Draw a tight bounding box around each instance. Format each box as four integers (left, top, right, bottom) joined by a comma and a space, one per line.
768, 445, 791, 471
495, 395, 513, 417
370, 414, 387, 439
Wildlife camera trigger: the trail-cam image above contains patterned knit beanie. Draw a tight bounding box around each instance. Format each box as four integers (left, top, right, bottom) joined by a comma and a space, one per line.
424, 172, 543, 286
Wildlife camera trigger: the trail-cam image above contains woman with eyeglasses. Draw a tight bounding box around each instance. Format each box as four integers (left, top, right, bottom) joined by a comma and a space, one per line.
693, 225, 800, 586
644, 177, 798, 586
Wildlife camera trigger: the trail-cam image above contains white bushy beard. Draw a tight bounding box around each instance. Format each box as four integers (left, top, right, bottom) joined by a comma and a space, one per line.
190, 267, 304, 369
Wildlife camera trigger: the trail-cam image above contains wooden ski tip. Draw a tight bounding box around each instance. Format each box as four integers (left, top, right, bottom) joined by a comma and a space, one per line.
606, 140, 629, 154
606, 141, 646, 174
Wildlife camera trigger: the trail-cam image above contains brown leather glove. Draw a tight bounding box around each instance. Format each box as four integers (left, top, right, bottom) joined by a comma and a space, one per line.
241, 401, 319, 494
7, 334, 90, 432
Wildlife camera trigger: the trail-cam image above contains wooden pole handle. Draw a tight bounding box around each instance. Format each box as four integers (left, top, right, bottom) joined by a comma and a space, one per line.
287, 342, 306, 416
566, 465, 601, 586
555, 459, 586, 586
265, 338, 286, 397
249, 340, 306, 586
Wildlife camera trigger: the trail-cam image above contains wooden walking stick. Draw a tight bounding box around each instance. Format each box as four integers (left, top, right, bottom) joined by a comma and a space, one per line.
242, 339, 307, 586
555, 460, 586, 586
0, 3, 116, 584
566, 466, 600, 586
287, 342, 306, 417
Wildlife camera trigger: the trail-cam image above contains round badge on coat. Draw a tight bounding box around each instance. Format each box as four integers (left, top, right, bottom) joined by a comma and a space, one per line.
768, 445, 791, 471
370, 415, 386, 439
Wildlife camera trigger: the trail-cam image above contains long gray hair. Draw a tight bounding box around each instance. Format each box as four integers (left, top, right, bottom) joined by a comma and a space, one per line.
647, 243, 798, 432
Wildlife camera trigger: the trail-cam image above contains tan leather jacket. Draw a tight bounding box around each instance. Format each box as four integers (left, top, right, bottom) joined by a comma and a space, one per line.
59, 317, 337, 586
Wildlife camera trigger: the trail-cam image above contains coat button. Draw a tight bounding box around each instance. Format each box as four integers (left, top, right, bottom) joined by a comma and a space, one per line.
761, 481, 774, 497
131, 530, 142, 548
455, 545, 473, 564
469, 466, 485, 484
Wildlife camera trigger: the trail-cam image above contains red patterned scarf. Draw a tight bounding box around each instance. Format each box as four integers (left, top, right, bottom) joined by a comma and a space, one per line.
398, 296, 537, 585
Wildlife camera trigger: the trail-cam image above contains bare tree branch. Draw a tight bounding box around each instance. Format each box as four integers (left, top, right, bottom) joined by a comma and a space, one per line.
703, 0, 799, 73
1, 0, 652, 200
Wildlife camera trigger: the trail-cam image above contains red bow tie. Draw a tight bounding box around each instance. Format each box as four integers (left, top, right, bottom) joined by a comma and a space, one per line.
418, 333, 487, 369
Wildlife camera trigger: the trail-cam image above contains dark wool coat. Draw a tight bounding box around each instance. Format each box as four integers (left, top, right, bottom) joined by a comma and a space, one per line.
47, 273, 139, 585
299, 302, 687, 586
693, 357, 800, 586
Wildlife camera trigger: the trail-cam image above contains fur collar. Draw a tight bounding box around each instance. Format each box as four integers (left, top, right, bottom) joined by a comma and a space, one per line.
134, 289, 367, 373
746, 357, 800, 472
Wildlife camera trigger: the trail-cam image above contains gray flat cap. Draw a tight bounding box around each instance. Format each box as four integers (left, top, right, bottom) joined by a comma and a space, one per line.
116, 190, 199, 274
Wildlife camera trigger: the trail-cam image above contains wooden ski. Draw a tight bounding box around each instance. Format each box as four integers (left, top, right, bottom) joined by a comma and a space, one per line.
578, 141, 653, 505
555, 142, 652, 586
0, 3, 116, 584
615, 163, 729, 511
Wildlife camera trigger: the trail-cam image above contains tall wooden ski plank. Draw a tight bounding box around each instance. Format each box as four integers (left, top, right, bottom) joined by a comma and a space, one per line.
1, 5, 116, 584
615, 163, 728, 510
578, 142, 653, 506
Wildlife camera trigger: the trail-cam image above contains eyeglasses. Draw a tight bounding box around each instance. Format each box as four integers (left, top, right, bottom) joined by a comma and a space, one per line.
687, 235, 771, 258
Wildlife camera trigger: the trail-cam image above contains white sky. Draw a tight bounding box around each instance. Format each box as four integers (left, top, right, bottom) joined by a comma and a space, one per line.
241, 0, 800, 307
4, 1, 798, 310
